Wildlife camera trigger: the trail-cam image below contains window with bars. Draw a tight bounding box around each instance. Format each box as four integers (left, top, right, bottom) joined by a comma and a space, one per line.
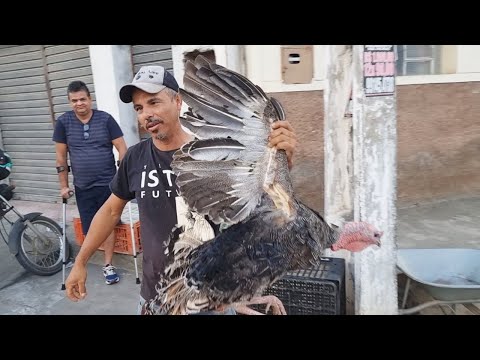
395, 45, 441, 76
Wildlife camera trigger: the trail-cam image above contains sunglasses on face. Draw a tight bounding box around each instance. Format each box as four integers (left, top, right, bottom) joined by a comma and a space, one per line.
83, 124, 90, 140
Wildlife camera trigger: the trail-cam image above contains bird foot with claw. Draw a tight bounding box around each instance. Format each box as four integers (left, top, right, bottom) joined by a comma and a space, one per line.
232, 295, 287, 315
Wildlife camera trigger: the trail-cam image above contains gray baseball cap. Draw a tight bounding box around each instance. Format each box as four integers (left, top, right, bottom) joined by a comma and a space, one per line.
119, 65, 179, 103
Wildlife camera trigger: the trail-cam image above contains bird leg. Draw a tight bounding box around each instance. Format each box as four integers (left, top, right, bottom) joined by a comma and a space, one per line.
230, 304, 265, 315
231, 295, 287, 315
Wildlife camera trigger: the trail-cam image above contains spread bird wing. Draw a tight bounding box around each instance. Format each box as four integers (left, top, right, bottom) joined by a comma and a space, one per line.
172, 55, 288, 226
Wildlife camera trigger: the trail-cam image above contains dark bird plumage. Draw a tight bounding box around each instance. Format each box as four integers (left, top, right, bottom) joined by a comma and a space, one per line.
146, 55, 382, 315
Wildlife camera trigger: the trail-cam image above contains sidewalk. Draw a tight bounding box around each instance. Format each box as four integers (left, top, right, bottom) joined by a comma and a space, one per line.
0, 263, 140, 315
396, 195, 480, 249
0, 199, 143, 315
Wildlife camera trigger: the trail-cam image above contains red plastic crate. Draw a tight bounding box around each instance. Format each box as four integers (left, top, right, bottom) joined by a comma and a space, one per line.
73, 217, 142, 255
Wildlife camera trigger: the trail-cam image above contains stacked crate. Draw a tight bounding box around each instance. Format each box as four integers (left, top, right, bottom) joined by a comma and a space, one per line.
73, 217, 142, 255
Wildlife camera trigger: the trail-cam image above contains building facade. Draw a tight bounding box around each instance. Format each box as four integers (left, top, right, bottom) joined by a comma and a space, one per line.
244, 45, 480, 211
0, 45, 478, 209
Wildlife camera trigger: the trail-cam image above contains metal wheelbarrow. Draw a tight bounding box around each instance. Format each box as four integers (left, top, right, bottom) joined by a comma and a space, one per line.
397, 248, 480, 315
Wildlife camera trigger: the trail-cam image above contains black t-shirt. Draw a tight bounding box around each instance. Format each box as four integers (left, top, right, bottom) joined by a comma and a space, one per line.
110, 138, 182, 301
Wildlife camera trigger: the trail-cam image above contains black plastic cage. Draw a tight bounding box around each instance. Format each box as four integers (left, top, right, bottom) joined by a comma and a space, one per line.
255, 257, 346, 315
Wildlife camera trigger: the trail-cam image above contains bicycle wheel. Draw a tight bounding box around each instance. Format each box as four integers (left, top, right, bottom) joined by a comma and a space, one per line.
15, 216, 71, 276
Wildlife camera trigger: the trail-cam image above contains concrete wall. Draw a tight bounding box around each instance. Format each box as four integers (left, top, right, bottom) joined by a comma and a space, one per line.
396, 82, 480, 204
273, 82, 480, 212
246, 45, 480, 92
270, 91, 326, 211
243, 45, 480, 210
246, 45, 326, 93
457, 45, 480, 73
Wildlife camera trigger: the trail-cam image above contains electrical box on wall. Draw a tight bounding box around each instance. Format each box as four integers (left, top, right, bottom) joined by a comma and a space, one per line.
281, 45, 314, 84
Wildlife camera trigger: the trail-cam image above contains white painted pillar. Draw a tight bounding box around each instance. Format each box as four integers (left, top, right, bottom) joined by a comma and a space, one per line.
323, 45, 355, 313
352, 45, 398, 314
172, 45, 245, 116
89, 45, 140, 150
172, 45, 244, 88
172, 45, 214, 116
213, 45, 244, 74
172, 45, 212, 89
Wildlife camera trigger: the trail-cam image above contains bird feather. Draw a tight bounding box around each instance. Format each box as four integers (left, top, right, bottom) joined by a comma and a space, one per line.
146, 55, 363, 316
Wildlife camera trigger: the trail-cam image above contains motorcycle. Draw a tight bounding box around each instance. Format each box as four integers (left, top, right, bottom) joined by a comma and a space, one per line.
0, 183, 71, 276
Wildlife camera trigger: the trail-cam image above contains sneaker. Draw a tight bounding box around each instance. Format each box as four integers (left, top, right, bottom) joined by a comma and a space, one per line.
103, 264, 120, 285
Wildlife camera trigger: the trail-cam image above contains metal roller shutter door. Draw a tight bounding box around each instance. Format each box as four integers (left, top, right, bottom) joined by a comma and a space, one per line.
0, 45, 55, 202
0, 45, 95, 203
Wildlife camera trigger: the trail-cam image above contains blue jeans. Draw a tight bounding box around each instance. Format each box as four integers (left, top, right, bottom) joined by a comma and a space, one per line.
75, 185, 112, 234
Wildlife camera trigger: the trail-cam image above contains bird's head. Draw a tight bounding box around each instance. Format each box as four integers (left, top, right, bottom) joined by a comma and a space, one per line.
331, 222, 382, 252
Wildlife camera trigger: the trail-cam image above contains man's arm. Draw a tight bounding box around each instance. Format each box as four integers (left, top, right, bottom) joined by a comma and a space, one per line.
55, 142, 72, 198
268, 120, 297, 170
112, 136, 128, 162
65, 193, 128, 301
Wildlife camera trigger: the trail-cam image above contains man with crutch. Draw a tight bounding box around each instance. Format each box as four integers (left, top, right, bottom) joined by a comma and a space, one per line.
53, 80, 127, 285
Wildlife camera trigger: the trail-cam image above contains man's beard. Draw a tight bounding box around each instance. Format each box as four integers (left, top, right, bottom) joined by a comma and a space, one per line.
155, 131, 168, 141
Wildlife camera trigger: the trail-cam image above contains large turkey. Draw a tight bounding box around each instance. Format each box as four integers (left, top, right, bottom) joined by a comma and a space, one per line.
146, 55, 382, 315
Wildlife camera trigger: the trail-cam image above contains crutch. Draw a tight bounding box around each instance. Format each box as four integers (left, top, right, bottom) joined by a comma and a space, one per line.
116, 159, 140, 285
61, 190, 74, 290
127, 201, 141, 284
